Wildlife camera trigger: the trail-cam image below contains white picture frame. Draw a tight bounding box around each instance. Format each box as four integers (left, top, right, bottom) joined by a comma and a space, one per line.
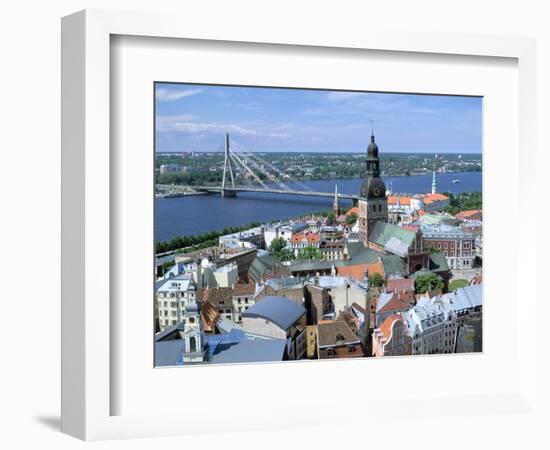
61, 9, 540, 441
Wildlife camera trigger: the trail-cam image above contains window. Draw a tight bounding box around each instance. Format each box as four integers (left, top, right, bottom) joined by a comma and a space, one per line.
438, 243, 442, 249
189, 317, 195, 324
444, 243, 448, 249
237, 299, 241, 304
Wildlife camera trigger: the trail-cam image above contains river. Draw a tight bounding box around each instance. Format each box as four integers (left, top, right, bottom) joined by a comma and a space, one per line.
155, 171, 482, 241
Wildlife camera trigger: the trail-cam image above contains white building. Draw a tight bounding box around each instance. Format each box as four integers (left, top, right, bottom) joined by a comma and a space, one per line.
264, 222, 308, 249
403, 283, 482, 355
218, 226, 264, 249
156, 275, 198, 331
159, 164, 190, 174
403, 297, 457, 355
171, 256, 238, 288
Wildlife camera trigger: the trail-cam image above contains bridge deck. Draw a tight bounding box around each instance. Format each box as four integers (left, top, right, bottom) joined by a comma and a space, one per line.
189, 185, 360, 200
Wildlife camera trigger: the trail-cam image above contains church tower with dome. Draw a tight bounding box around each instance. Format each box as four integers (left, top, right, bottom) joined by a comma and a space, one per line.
357, 131, 388, 246
182, 284, 207, 364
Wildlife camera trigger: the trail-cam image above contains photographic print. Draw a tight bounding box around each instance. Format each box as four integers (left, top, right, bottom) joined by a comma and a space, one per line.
154, 83, 482, 366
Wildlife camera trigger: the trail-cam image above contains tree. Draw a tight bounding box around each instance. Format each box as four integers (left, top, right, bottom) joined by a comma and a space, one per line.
279, 248, 295, 262
268, 237, 287, 257
415, 273, 444, 294
345, 212, 357, 226
369, 272, 386, 288
298, 246, 322, 261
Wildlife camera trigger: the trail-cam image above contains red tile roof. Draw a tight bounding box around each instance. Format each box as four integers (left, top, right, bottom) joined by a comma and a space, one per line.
386, 278, 415, 293
378, 291, 414, 314
346, 207, 359, 217
337, 264, 368, 280
456, 209, 482, 220
232, 282, 255, 296
423, 193, 449, 204
337, 261, 385, 280
379, 314, 403, 340
387, 196, 411, 206
290, 232, 321, 244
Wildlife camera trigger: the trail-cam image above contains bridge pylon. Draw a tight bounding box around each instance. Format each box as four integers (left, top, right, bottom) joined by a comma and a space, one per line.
221, 132, 236, 197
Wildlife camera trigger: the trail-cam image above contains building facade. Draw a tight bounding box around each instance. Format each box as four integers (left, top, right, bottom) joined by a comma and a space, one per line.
372, 314, 412, 357
421, 225, 477, 270
156, 275, 198, 331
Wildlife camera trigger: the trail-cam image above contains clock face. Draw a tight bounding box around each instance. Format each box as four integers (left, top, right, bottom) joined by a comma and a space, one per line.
372, 187, 381, 197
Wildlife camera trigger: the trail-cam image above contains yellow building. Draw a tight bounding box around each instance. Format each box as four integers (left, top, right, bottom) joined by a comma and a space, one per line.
306, 325, 318, 359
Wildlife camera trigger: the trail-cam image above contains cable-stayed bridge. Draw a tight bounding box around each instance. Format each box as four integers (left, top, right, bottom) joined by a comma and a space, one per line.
159, 133, 361, 203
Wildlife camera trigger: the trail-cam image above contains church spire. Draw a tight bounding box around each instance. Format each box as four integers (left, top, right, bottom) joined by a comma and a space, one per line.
431, 170, 437, 194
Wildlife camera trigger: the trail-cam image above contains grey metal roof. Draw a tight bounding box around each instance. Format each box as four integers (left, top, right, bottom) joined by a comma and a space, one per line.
421, 224, 476, 239
384, 237, 409, 258
155, 340, 184, 366
443, 284, 482, 312
209, 338, 287, 364
242, 296, 306, 331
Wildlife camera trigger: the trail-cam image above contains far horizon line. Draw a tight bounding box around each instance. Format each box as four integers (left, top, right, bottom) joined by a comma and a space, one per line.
155, 150, 482, 155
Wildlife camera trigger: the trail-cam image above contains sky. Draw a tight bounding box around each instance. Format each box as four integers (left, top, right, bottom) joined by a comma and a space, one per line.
155, 83, 482, 154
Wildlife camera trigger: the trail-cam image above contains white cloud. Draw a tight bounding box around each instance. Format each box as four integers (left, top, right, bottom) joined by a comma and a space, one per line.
156, 88, 203, 102
325, 91, 365, 102
156, 116, 292, 140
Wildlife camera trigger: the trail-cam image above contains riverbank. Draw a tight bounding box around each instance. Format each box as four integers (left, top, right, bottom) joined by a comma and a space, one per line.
155, 171, 482, 241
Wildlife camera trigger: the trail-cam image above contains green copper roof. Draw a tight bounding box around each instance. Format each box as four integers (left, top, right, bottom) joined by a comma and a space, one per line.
381, 254, 407, 277
345, 242, 380, 264
428, 252, 450, 273
369, 222, 416, 248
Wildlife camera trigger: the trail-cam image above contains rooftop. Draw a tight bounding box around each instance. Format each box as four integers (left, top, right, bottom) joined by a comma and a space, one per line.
317, 320, 360, 348
386, 278, 415, 293
242, 295, 306, 330
209, 337, 287, 364
421, 224, 476, 239
378, 314, 404, 341
369, 222, 416, 249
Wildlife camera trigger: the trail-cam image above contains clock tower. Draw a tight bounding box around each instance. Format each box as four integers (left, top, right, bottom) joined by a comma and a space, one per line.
358, 132, 388, 246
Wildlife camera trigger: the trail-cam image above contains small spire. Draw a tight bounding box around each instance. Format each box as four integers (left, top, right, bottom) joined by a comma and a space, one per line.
370, 119, 375, 142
